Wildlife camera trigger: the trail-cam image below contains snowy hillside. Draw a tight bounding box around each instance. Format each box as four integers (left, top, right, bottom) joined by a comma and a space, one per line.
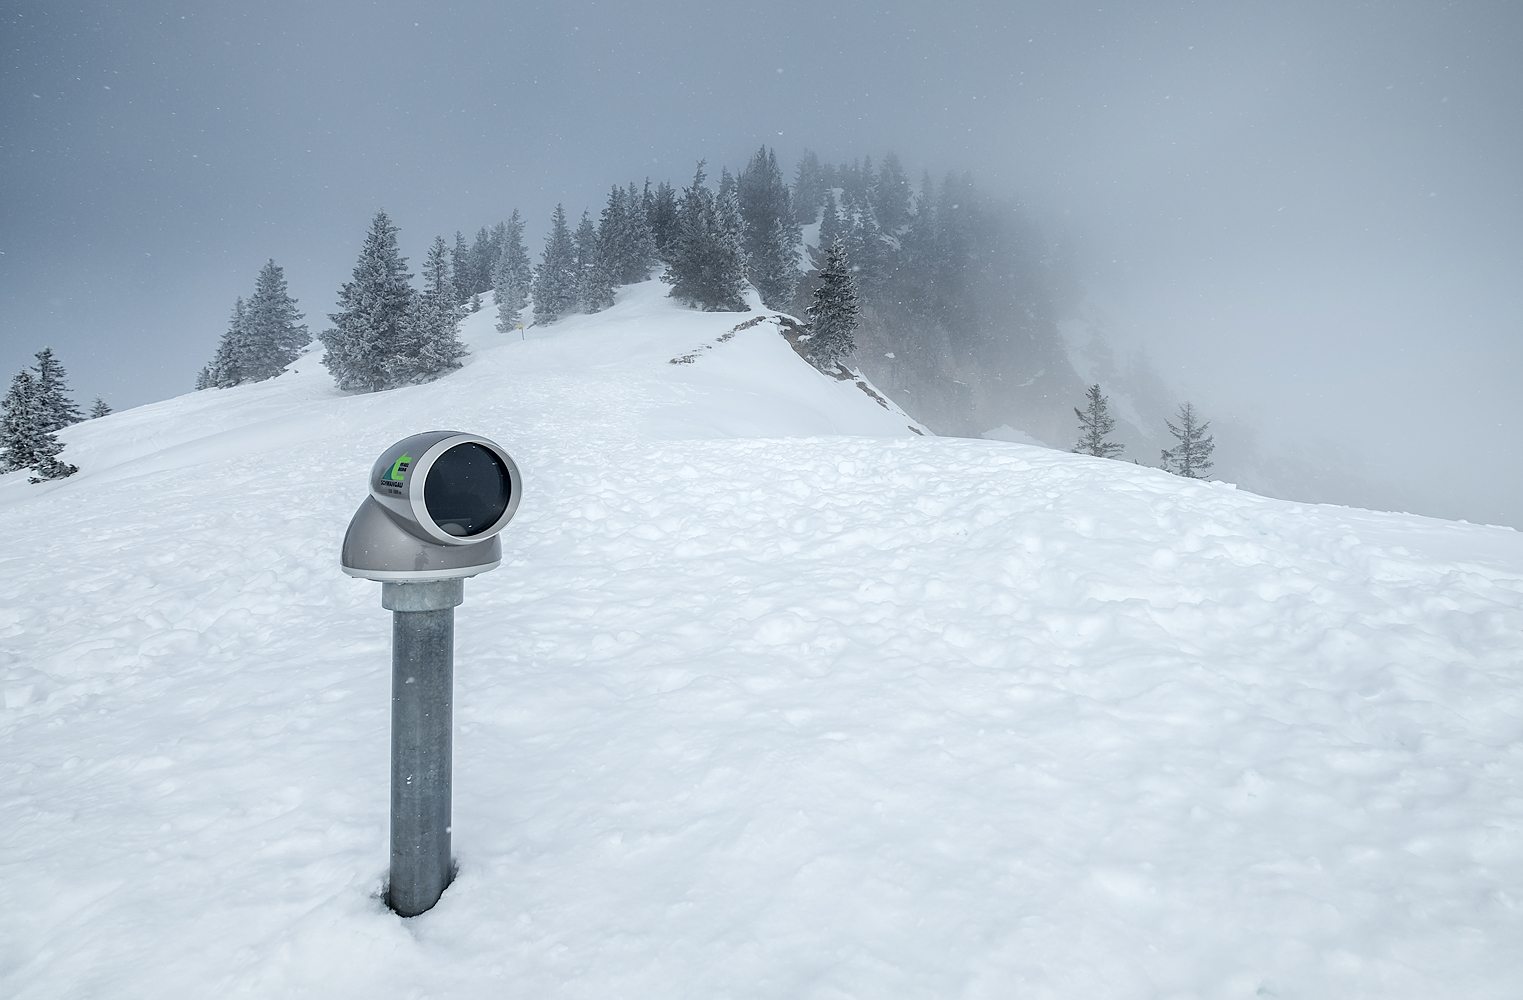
4, 281, 1522, 998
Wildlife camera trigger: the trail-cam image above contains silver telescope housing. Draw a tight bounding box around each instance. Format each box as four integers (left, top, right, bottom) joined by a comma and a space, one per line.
340, 430, 523, 917
341, 430, 522, 582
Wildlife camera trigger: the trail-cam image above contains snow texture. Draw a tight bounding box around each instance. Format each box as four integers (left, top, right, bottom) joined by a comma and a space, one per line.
3, 280, 1522, 998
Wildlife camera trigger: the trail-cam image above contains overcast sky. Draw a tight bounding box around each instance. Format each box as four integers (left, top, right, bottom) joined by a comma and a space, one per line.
3, 1, 1520, 524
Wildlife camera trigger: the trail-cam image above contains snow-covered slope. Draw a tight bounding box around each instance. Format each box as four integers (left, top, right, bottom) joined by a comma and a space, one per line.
3, 281, 1521, 998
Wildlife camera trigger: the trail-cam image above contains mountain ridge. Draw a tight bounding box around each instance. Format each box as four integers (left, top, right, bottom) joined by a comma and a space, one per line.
3, 277, 1521, 998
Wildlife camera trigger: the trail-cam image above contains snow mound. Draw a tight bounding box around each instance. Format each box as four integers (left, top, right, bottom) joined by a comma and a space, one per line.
3, 280, 1521, 998
984, 422, 1051, 448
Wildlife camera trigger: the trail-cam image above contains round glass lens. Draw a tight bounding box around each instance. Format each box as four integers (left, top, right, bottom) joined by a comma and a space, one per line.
423, 442, 510, 537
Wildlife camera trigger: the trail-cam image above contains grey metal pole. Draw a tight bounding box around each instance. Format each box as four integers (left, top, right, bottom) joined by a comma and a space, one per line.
382, 578, 464, 917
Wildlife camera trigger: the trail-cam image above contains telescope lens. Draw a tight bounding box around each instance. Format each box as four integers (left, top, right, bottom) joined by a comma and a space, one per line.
424, 442, 510, 537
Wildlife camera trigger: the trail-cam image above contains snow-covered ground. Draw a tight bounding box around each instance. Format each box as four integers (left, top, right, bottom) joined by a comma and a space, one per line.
3, 281, 1521, 998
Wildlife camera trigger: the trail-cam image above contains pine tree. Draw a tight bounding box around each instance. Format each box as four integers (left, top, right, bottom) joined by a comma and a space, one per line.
1072, 384, 1124, 458
596, 185, 630, 284
574, 210, 615, 313
598, 183, 656, 285
90, 396, 111, 418
489, 221, 508, 271
625, 181, 658, 279
627, 182, 658, 280
240, 260, 309, 382
532, 205, 578, 325
873, 151, 912, 232
468, 227, 495, 296
384, 235, 465, 386
895, 174, 939, 318
32, 347, 84, 431
1160, 402, 1215, 478
757, 219, 801, 309
859, 155, 878, 202
837, 157, 866, 205
1, 367, 76, 480
0, 369, 41, 472
640, 180, 656, 248
27, 420, 76, 482
647, 180, 679, 260
492, 210, 533, 332
738, 146, 801, 309
841, 188, 887, 294
716, 167, 747, 280
320, 210, 416, 393
451, 231, 471, 305
818, 190, 842, 255
198, 298, 249, 389
717, 166, 738, 213
933, 172, 974, 312
664, 162, 749, 312
807, 237, 860, 368
791, 149, 827, 224
413, 235, 466, 379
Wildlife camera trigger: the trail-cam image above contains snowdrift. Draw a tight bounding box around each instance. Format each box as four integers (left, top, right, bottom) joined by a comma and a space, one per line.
3, 281, 1521, 998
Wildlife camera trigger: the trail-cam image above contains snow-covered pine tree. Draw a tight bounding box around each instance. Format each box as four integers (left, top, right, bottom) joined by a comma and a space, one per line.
574, 210, 614, 314
807, 237, 860, 369
715, 166, 745, 265
198, 297, 249, 389
894, 175, 939, 318
836, 157, 866, 206
26, 416, 76, 482
639, 181, 655, 245
738, 147, 793, 231
532, 205, 578, 325
738, 146, 801, 309
757, 219, 801, 309
1072, 384, 1124, 458
646, 180, 679, 261
598, 184, 656, 285
873, 151, 912, 232
663, 162, 749, 312
240, 260, 309, 382
839, 188, 866, 269
0, 369, 40, 472
451, 231, 471, 305
0, 367, 75, 480
818, 190, 842, 254
624, 181, 657, 280
320, 210, 416, 393
1160, 402, 1215, 478
489, 221, 508, 272
934, 172, 974, 304
468, 228, 495, 296
791, 149, 827, 224
715, 167, 748, 292
492, 210, 533, 332
855, 156, 878, 217
32, 347, 83, 431
841, 188, 887, 294
385, 235, 466, 386
717, 166, 738, 216
595, 185, 629, 284
90, 397, 111, 418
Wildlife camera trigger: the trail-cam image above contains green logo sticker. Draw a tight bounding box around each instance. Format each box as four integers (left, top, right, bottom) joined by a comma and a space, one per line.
382, 453, 413, 486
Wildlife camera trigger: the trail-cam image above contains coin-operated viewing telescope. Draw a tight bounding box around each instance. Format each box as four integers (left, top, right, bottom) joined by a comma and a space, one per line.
342, 431, 522, 918
342, 430, 522, 582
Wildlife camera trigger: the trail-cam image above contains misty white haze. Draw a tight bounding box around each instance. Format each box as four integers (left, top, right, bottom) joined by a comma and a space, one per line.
4, 1, 1520, 524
